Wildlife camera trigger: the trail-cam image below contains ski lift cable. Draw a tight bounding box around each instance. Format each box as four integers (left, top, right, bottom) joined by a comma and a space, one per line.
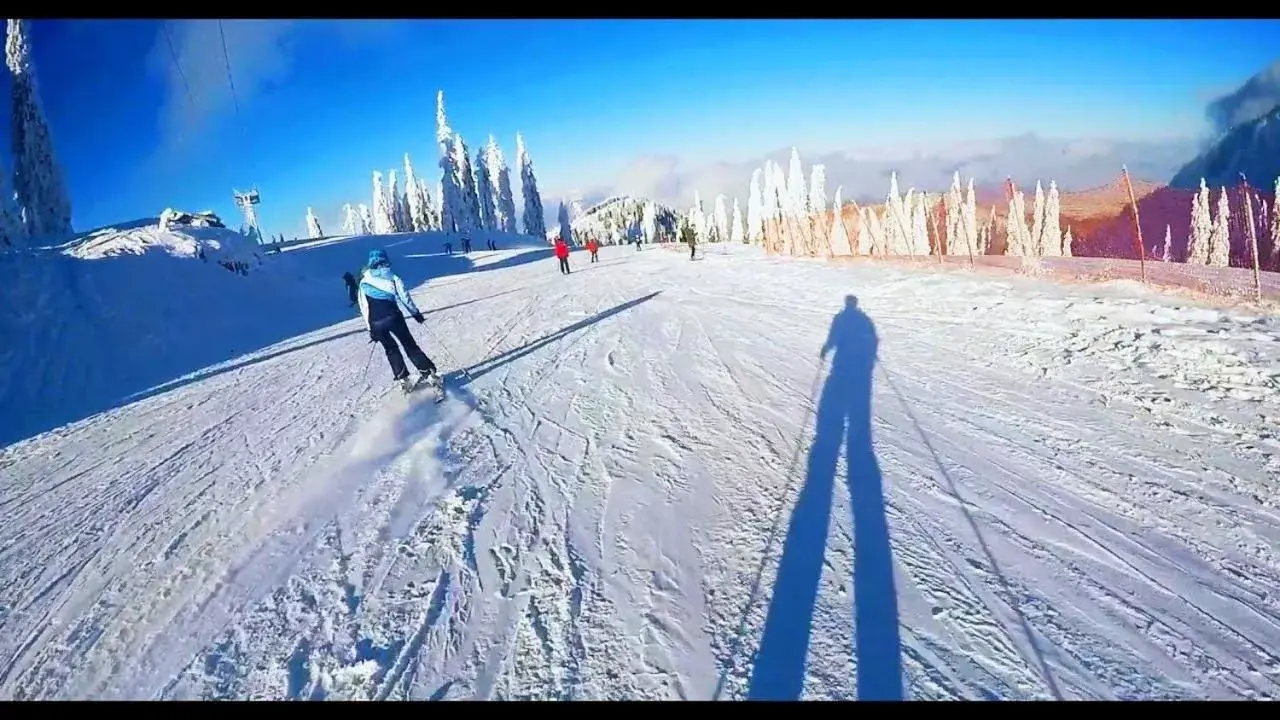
216, 19, 255, 186
160, 21, 197, 147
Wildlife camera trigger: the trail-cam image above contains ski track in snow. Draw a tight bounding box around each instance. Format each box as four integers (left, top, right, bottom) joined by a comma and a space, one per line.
2, 243, 1280, 700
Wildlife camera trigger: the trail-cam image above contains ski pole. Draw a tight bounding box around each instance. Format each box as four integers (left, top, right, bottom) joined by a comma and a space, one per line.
361, 339, 377, 387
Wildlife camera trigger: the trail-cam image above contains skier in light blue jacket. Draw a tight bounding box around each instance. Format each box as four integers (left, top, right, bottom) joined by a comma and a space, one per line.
358, 248, 439, 389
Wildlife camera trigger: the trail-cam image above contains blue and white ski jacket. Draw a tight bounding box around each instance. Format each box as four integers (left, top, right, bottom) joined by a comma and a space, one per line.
358, 265, 422, 330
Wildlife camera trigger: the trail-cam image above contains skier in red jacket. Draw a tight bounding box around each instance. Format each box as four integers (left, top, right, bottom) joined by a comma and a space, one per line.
554, 237, 571, 275
586, 238, 600, 263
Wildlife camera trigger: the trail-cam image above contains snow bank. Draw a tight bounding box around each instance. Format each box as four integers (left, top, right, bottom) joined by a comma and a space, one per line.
0, 223, 549, 447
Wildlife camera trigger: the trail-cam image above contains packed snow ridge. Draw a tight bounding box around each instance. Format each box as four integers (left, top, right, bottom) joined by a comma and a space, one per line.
2, 230, 1279, 700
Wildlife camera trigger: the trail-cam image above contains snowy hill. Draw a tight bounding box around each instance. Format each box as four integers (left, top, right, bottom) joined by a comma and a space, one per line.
3, 238, 1279, 700
0, 222, 540, 446
548, 195, 680, 244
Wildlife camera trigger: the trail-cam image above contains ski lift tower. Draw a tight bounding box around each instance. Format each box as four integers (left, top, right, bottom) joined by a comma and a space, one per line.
233, 186, 264, 244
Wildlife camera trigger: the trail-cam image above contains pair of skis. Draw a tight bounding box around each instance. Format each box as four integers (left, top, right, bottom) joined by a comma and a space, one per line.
400, 372, 445, 403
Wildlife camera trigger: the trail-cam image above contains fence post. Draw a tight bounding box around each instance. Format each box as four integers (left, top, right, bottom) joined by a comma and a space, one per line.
1120, 165, 1148, 285
1240, 173, 1264, 305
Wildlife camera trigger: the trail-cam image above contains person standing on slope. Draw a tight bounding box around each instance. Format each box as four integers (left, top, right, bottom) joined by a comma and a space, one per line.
554, 236, 571, 275
586, 237, 600, 263
358, 249, 440, 391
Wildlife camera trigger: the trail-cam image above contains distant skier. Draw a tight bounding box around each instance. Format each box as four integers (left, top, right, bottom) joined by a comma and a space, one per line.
554, 237, 571, 275
358, 248, 440, 391
688, 234, 698, 260
487, 238, 497, 251
444, 241, 453, 255
461, 235, 473, 253
586, 238, 600, 263
342, 271, 359, 306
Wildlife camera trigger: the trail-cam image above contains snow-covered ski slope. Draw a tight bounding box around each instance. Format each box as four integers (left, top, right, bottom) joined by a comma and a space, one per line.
2, 236, 1279, 700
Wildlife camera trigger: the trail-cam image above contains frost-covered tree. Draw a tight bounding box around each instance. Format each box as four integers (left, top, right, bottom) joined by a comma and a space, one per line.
1006, 189, 1031, 256
809, 164, 828, 218
371, 171, 393, 234
884, 172, 912, 255
910, 191, 930, 255
388, 169, 411, 232
1161, 224, 1172, 262
727, 197, 743, 244
641, 200, 657, 243
1042, 181, 1062, 257
436, 91, 465, 234
828, 187, 852, 256
1208, 186, 1231, 267
305, 206, 323, 239
7, 19, 72, 241
341, 203, 358, 235
786, 147, 808, 217
455, 134, 482, 234
945, 172, 963, 255
1030, 181, 1046, 256
357, 204, 373, 235
403, 154, 429, 232
1062, 226, 1074, 258
557, 200, 573, 244
473, 145, 497, 232
713, 194, 729, 241
1271, 178, 1280, 266
854, 203, 872, 255
746, 168, 763, 244
1187, 178, 1213, 265
516, 132, 546, 238
485, 135, 517, 233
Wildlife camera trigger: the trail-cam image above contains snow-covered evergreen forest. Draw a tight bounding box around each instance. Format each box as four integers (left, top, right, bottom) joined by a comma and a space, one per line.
673, 145, 1278, 270
1, 19, 75, 250
333, 91, 541, 244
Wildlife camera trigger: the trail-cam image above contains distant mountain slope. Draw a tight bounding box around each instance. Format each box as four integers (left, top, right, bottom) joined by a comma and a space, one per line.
1169, 104, 1280, 190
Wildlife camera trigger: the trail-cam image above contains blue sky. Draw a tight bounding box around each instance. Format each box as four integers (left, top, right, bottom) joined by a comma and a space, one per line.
4, 18, 1279, 239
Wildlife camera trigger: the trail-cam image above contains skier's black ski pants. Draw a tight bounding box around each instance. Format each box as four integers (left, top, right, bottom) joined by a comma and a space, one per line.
371, 314, 435, 380
558, 257, 570, 274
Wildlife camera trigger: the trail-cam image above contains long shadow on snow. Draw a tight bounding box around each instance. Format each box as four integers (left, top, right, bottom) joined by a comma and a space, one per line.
116, 287, 528, 407
447, 290, 662, 387
0, 233, 551, 447
748, 294, 904, 701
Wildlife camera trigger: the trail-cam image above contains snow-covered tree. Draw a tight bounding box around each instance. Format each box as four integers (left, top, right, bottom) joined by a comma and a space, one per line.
963, 179, 979, 255
1042, 181, 1062, 257
473, 145, 497, 232
357, 204, 373, 235
485, 135, 517, 234
1062, 226, 1074, 258
305, 206, 323, 239
854, 204, 872, 255
1006, 189, 1031, 256
746, 168, 763, 244
403, 154, 429, 232
454, 134, 482, 234
642, 200, 657, 243
388, 169, 411, 232
945, 172, 963, 255
517, 132, 546, 239
910, 191, 930, 255
727, 197, 742, 244
885, 172, 912, 255
713, 194, 729, 241
7, 19, 72, 241
809, 164, 828, 218
557, 200, 573, 244
341, 203, 357, 235
371, 171, 393, 234
1161, 224, 1172, 262
1272, 178, 1280, 266
829, 187, 852, 256
1208, 186, 1231, 267
1188, 178, 1213, 265
436, 91, 465, 234
786, 147, 808, 217
1030, 181, 1046, 256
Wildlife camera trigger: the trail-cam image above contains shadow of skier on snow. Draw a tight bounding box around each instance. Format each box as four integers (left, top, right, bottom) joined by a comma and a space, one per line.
748, 294, 904, 701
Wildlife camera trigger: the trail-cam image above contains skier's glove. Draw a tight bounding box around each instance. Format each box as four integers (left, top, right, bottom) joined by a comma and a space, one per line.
412, 312, 425, 324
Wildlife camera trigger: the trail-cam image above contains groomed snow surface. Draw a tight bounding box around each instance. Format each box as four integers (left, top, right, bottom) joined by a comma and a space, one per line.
2, 230, 1280, 700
